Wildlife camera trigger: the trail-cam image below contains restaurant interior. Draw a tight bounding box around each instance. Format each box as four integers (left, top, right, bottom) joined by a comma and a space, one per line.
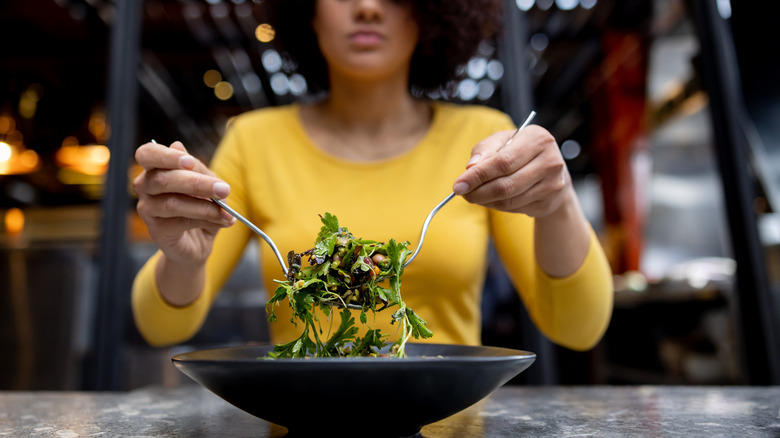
1, 0, 778, 393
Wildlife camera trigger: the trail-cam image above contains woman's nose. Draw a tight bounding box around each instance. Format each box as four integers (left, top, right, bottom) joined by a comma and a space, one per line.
354, 0, 383, 22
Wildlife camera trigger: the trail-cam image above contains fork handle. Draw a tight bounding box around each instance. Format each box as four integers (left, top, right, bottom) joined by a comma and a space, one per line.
212, 199, 289, 276
404, 192, 456, 268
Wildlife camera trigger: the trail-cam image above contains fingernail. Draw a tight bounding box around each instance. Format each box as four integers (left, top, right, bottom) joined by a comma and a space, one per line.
466, 154, 482, 168
179, 155, 195, 169
453, 181, 469, 195
213, 182, 230, 198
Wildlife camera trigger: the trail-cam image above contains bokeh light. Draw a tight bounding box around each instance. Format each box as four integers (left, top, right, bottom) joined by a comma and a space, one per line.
477, 79, 496, 101
556, 0, 579, 10
20, 150, 38, 169
88, 109, 109, 142
255, 23, 275, 43
561, 139, 582, 160
487, 60, 504, 81
530, 33, 550, 52
0, 142, 11, 162
19, 84, 43, 119
203, 69, 223, 88
214, 81, 234, 100
0, 116, 15, 134
516, 0, 534, 11
0, 141, 40, 175
4, 208, 25, 235
537, 0, 554, 10
516, 0, 599, 10
288, 73, 307, 96
270, 72, 289, 95
467, 57, 488, 80
261, 49, 282, 73
55, 144, 110, 176
717, 0, 731, 19
457, 79, 479, 101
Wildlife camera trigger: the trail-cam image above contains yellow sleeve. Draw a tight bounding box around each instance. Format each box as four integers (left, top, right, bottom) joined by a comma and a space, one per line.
491, 211, 613, 351
131, 252, 213, 347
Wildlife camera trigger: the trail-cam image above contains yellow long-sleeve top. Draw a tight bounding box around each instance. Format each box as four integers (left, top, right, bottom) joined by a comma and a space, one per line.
132, 101, 613, 351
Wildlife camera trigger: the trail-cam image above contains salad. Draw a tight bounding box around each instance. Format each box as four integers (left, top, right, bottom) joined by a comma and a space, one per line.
265, 213, 432, 358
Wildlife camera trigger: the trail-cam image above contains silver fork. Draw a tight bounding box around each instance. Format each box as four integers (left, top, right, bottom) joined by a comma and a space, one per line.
402, 110, 536, 267
211, 198, 289, 276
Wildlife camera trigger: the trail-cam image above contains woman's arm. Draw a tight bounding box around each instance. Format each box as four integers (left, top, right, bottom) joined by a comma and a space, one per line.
131, 140, 238, 346
133, 141, 235, 305
453, 125, 613, 350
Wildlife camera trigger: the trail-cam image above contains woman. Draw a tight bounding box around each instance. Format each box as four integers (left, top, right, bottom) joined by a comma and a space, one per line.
131, 0, 613, 351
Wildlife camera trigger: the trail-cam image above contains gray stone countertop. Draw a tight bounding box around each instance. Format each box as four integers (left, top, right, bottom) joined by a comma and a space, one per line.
1, 385, 779, 437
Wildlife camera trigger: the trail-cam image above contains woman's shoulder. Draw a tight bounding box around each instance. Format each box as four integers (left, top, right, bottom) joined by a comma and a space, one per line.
430, 101, 515, 129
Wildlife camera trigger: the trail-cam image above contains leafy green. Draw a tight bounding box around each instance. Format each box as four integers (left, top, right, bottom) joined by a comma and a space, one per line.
265, 213, 432, 358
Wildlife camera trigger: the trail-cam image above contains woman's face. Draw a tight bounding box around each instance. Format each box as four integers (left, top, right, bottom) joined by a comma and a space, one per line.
312, 0, 420, 83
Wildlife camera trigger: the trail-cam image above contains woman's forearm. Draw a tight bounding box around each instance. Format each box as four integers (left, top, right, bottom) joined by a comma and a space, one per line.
155, 253, 207, 307
533, 186, 592, 278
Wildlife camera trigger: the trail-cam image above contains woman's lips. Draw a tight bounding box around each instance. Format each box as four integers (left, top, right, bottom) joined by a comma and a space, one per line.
349, 31, 384, 48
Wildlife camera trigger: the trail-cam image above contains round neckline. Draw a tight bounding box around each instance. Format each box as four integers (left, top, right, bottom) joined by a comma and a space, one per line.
291, 100, 444, 168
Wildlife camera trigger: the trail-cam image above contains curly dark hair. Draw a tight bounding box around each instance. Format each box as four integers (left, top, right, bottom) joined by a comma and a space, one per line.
266, 0, 503, 95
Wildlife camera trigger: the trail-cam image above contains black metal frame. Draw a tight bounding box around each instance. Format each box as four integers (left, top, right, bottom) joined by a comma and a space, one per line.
688, 0, 780, 385
496, 0, 560, 385
85, 0, 144, 391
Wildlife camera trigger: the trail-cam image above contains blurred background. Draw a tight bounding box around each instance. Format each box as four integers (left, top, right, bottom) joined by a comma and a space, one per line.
1, 0, 778, 390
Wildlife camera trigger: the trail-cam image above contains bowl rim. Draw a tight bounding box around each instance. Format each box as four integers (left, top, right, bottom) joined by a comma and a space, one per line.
171, 342, 537, 364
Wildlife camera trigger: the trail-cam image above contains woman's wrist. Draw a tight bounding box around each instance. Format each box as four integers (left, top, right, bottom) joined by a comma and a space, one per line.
155, 254, 207, 307
533, 186, 591, 278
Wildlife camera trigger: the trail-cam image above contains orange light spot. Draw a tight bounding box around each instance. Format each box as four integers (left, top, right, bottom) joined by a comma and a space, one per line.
5, 208, 24, 235
255, 23, 275, 43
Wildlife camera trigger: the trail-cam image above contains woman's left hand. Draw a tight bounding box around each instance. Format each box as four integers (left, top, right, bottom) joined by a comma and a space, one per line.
452, 125, 573, 218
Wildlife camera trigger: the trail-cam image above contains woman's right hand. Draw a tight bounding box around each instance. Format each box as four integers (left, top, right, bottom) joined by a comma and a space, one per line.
133, 140, 235, 267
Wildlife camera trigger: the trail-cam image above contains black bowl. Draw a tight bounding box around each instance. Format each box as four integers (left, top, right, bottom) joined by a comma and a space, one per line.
172, 343, 535, 437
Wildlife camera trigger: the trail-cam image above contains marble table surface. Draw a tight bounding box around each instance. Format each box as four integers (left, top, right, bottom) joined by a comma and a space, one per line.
1, 384, 778, 437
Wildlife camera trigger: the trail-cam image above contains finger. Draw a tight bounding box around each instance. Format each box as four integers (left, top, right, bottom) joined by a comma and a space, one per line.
143, 168, 232, 200
461, 167, 534, 206
137, 139, 229, 199
135, 142, 188, 171
139, 193, 235, 225
137, 140, 214, 176
464, 130, 517, 170
474, 164, 568, 215
477, 177, 549, 212
465, 147, 567, 205
152, 216, 229, 235
454, 126, 554, 196
146, 217, 229, 246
